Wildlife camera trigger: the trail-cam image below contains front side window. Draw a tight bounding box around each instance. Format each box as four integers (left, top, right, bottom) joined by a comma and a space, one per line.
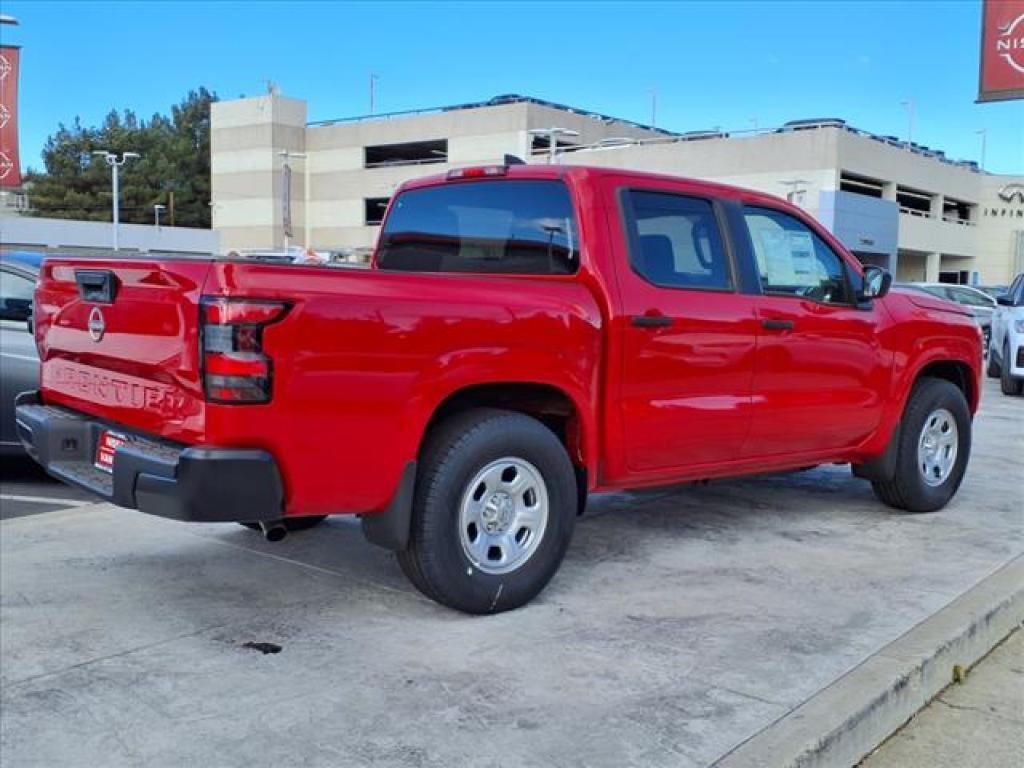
376, 180, 578, 275
744, 207, 852, 304
0, 269, 34, 302
622, 190, 732, 290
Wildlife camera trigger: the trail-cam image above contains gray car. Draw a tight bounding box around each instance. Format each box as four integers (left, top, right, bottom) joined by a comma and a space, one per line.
1, 258, 39, 454
899, 282, 997, 350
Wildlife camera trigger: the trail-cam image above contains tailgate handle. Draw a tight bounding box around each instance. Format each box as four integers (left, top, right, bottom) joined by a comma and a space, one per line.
75, 270, 119, 303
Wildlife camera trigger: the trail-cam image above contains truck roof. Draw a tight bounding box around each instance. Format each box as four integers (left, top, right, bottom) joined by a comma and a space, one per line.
400, 163, 790, 208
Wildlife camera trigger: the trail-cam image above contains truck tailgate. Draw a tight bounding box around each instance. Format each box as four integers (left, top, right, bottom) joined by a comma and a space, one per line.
35, 257, 213, 443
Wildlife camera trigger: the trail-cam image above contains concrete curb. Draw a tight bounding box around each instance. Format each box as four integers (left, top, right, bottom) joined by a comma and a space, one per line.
713, 555, 1024, 768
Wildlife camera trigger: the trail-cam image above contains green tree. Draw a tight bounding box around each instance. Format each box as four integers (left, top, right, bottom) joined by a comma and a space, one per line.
25, 88, 217, 228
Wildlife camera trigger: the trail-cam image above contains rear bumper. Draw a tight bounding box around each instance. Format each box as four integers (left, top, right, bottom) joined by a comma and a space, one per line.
14, 391, 284, 523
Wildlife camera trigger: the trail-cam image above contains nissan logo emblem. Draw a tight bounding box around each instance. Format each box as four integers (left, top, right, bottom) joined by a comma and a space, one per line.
88, 307, 106, 342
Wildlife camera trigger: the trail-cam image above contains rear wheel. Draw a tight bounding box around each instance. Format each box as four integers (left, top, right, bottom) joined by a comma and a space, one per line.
398, 408, 577, 614
871, 378, 971, 513
1000, 342, 1023, 396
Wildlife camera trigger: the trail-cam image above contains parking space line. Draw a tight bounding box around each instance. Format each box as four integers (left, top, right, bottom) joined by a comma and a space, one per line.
0, 494, 93, 508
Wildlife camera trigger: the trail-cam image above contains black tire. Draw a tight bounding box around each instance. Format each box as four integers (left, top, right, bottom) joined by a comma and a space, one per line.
986, 347, 1001, 379
397, 408, 577, 614
999, 342, 1023, 396
871, 378, 971, 513
239, 515, 328, 533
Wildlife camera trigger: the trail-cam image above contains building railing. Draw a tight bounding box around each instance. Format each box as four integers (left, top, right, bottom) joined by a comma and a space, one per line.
364, 157, 447, 169
898, 207, 977, 226
899, 207, 934, 218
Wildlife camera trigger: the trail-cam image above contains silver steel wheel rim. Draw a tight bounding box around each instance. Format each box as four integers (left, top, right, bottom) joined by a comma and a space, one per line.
917, 408, 958, 487
458, 457, 549, 575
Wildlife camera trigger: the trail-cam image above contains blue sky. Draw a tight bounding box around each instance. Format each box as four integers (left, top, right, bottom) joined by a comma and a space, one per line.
3, 0, 1022, 174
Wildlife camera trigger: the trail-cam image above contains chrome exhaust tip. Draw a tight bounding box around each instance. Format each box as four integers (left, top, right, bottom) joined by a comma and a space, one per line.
259, 521, 288, 543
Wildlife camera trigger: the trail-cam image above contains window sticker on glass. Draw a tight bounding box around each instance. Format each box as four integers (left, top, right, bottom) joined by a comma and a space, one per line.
787, 231, 817, 279
756, 230, 796, 284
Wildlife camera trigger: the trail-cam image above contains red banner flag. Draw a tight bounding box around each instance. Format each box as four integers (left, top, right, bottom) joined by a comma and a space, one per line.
0, 45, 21, 188
979, 0, 1024, 102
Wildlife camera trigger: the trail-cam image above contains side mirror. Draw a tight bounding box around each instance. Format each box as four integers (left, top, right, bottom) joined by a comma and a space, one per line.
860, 266, 892, 300
996, 295, 1013, 306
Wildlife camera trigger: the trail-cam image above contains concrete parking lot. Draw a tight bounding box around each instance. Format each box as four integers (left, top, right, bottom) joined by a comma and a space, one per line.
1, 377, 1021, 768
1, 456, 94, 519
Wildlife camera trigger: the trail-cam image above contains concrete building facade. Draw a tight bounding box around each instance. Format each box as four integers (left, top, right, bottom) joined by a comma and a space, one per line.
211, 92, 1023, 285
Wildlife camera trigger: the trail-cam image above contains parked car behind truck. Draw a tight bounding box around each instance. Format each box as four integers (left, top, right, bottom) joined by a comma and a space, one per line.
898, 282, 997, 351
987, 272, 1024, 396
16, 165, 983, 613
1, 254, 40, 454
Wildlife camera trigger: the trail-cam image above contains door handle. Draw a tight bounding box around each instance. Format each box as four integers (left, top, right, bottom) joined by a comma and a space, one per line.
631, 314, 673, 328
761, 318, 795, 331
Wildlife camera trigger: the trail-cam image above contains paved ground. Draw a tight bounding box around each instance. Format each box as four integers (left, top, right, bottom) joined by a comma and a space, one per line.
1, 377, 1021, 768
1, 454, 93, 519
861, 630, 1023, 768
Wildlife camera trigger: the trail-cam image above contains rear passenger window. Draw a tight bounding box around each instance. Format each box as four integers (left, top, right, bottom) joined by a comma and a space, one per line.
622, 191, 732, 291
744, 207, 853, 305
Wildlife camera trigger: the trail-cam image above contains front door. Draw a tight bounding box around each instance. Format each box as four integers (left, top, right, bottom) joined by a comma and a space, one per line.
739, 205, 887, 458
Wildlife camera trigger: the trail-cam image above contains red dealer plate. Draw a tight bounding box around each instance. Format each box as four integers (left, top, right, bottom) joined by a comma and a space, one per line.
94, 429, 127, 473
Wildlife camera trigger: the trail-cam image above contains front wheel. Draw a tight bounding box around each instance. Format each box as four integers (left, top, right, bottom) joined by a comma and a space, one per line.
398, 408, 577, 614
1000, 342, 1023, 396
871, 378, 971, 513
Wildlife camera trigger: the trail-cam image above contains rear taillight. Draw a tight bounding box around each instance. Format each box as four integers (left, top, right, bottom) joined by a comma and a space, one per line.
200, 297, 289, 404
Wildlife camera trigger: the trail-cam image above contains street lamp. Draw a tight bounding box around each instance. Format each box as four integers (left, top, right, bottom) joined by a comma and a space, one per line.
279, 150, 311, 250
527, 127, 580, 164
93, 150, 139, 250
153, 204, 166, 228
900, 100, 915, 144
779, 179, 810, 205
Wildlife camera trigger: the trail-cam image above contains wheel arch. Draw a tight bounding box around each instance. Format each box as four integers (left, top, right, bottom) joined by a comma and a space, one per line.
363, 381, 595, 552
423, 381, 594, 487
854, 357, 976, 483
912, 359, 978, 413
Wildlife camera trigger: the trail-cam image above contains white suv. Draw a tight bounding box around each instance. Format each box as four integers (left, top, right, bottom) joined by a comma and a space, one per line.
988, 273, 1024, 396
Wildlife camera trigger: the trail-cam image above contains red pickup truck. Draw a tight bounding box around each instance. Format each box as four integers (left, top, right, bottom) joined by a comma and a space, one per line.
17, 165, 982, 613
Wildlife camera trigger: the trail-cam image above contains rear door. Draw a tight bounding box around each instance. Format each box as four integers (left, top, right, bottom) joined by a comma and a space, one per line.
613, 187, 758, 478
35, 258, 212, 443
738, 205, 887, 458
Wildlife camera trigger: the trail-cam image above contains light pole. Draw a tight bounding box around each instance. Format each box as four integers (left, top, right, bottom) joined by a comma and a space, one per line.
779, 179, 810, 205
900, 100, 915, 144
153, 204, 166, 228
93, 150, 139, 250
975, 129, 987, 171
527, 127, 580, 164
279, 150, 311, 250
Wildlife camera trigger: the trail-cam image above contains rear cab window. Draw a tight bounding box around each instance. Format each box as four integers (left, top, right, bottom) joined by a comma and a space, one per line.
376, 180, 579, 274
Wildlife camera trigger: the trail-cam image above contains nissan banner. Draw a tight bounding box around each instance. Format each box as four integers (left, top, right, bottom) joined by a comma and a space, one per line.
979, 0, 1024, 102
0, 45, 20, 188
